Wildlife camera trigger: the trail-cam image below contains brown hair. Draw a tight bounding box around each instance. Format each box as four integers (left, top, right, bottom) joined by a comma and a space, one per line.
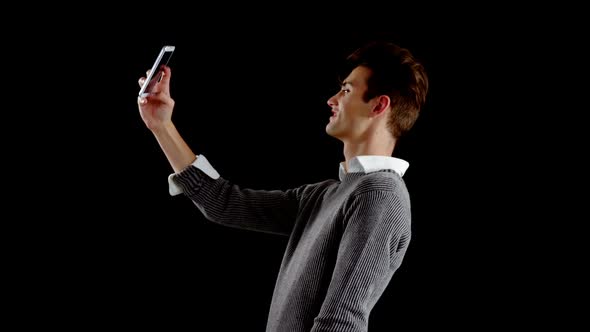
345, 41, 429, 138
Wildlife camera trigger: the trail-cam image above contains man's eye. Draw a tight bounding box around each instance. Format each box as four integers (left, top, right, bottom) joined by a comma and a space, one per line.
341, 89, 350, 93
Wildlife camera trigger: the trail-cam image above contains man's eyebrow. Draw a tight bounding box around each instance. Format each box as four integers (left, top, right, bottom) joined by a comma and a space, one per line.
341, 81, 353, 87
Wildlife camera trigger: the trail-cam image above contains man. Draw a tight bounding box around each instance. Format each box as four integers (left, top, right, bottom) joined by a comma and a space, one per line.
137, 40, 428, 331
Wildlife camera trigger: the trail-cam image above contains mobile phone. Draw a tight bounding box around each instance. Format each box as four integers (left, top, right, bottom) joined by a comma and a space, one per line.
138, 45, 175, 97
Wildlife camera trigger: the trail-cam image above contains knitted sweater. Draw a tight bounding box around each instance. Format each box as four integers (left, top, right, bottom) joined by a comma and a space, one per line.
172, 165, 412, 332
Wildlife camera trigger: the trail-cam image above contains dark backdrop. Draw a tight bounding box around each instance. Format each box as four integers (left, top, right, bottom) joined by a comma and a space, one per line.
8, 8, 576, 331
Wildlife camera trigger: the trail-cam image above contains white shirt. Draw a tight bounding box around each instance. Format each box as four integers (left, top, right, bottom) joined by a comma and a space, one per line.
168, 154, 409, 196
338, 155, 409, 181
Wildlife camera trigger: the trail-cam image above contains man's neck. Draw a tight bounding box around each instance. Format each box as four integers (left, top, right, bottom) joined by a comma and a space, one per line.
342, 140, 395, 170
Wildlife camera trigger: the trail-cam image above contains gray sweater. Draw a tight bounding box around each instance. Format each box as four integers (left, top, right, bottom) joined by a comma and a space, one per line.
173, 166, 411, 332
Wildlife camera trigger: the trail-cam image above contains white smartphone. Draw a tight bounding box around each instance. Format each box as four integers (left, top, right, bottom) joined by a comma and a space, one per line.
138, 45, 175, 97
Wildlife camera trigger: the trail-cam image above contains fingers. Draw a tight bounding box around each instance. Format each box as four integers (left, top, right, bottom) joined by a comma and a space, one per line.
137, 66, 172, 93
158, 66, 172, 93
138, 69, 151, 87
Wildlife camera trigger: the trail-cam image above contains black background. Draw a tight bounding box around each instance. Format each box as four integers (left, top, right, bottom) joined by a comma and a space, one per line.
6, 6, 581, 330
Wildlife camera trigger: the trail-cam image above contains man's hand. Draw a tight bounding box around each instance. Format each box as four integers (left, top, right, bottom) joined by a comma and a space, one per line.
137, 65, 175, 131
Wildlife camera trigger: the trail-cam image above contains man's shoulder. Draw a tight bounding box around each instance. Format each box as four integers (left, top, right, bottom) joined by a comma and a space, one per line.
353, 170, 406, 195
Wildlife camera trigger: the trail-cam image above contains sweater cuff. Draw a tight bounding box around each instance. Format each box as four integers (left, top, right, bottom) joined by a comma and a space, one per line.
168, 154, 220, 196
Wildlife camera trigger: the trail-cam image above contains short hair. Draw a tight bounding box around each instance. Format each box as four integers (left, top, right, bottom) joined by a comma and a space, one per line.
345, 41, 429, 139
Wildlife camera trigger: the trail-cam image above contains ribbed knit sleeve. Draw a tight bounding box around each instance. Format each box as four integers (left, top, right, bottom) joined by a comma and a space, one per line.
310, 190, 411, 331
172, 165, 306, 235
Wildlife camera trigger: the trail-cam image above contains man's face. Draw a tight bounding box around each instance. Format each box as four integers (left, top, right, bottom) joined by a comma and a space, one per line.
325, 66, 375, 141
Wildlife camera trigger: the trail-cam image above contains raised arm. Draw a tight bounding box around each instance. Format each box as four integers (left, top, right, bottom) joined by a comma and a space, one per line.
137, 65, 197, 173
137, 65, 310, 235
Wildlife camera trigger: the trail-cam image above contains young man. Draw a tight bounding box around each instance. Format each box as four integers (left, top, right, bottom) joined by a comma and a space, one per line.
137, 40, 428, 331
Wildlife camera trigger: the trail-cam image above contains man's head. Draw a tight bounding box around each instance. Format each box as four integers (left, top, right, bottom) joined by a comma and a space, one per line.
326, 41, 429, 144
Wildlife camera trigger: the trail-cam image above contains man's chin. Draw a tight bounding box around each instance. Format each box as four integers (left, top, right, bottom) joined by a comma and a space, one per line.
325, 124, 334, 137
325, 125, 342, 140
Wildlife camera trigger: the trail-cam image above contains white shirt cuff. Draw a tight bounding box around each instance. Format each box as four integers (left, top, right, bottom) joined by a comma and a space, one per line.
168, 154, 220, 196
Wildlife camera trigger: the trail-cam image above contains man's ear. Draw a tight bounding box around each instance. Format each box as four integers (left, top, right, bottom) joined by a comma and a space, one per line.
371, 95, 391, 117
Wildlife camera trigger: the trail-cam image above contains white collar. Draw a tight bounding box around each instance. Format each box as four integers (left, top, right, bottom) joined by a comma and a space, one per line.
338, 155, 409, 181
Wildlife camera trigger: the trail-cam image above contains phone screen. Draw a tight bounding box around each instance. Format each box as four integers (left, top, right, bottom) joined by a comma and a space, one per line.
139, 45, 175, 97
